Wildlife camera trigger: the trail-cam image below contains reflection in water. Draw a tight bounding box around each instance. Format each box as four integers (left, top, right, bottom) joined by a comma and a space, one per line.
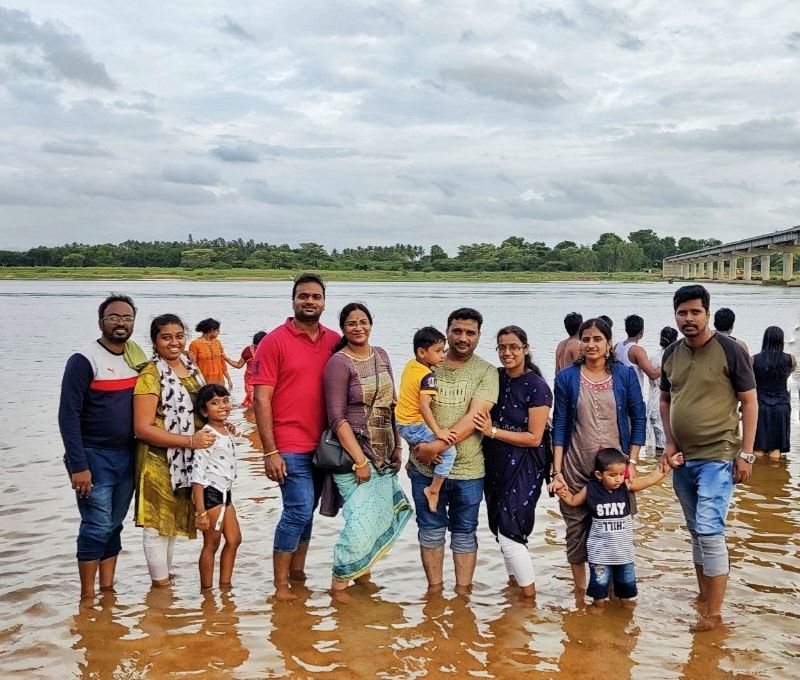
3, 280, 800, 678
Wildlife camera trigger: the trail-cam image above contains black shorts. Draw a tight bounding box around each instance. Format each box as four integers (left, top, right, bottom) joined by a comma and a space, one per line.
203, 486, 232, 510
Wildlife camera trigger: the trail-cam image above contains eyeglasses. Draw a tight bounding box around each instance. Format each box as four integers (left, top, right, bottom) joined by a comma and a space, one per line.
344, 320, 371, 329
102, 314, 135, 323
496, 344, 524, 353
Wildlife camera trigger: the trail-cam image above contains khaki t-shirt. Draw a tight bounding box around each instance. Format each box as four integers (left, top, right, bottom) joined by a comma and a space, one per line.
660, 333, 755, 461
411, 354, 499, 480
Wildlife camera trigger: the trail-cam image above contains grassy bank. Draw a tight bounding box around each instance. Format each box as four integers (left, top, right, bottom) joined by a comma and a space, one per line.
0, 266, 664, 283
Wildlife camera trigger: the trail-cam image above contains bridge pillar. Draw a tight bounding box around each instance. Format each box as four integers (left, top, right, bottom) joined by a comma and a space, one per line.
729, 257, 738, 279
707, 260, 714, 279
761, 255, 771, 282
718, 256, 727, 280
743, 256, 753, 281
691, 261, 698, 278
783, 252, 794, 281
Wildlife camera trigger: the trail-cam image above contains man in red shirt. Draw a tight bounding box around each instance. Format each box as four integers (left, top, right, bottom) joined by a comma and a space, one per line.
252, 273, 340, 600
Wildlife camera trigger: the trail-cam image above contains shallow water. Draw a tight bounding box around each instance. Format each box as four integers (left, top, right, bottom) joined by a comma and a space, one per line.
0, 280, 798, 679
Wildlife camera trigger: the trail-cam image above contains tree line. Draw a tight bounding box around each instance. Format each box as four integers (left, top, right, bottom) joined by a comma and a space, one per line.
0, 231, 722, 273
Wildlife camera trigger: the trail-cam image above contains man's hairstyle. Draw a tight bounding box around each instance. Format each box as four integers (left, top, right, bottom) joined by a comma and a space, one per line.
196, 383, 230, 421
292, 272, 326, 299
673, 284, 710, 312
413, 326, 446, 352
599, 315, 613, 329
595, 448, 628, 472
253, 330, 267, 345
624, 314, 644, 338
564, 312, 583, 336
713, 307, 735, 332
98, 294, 136, 320
447, 307, 483, 330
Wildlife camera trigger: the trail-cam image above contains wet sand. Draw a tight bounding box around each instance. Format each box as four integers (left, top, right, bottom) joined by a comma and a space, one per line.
1, 280, 798, 678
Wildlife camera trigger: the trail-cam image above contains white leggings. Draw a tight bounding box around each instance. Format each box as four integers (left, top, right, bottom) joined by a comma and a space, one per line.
143, 527, 176, 582
498, 533, 535, 588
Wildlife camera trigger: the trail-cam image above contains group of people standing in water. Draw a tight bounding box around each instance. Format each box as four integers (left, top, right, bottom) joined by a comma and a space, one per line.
59, 275, 793, 633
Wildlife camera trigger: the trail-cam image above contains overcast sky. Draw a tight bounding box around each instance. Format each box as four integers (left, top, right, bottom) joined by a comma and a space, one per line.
1, 1, 798, 252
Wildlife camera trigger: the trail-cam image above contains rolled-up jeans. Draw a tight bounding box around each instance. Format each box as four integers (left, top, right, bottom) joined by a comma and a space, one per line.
410, 465, 482, 553
673, 459, 734, 577
73, 446, 134, 562
273, 452, 324, 553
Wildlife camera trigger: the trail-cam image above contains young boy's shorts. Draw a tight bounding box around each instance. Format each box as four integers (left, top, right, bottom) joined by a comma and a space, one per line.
203, 486, 233, 510
397, 422, 456, 477
587, 562, 638, 600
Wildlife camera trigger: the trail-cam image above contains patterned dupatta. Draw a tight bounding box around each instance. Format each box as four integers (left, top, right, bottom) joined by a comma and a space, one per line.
154, 354, 205, 490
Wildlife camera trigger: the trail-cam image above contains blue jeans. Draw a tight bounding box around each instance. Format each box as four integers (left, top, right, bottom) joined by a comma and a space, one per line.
273, 453, 324, 553
397, 422, 456, 477
74, 447, 134, 562
410, 465, 483, 553
673, 459, 734, 536
587, 562, 637, 599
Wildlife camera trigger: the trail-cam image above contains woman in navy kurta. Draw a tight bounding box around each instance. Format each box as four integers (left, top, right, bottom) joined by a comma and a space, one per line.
474, 325, 552, 598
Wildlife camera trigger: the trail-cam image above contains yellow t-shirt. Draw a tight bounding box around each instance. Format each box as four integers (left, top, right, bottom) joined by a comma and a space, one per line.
395, 359, 438, 425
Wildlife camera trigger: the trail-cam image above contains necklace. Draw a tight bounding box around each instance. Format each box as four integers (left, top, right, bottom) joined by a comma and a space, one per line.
342, 347, 374, 360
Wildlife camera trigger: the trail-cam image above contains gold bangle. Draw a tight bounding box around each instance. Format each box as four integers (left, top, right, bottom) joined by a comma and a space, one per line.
352, 458, 369, 471
264, 449, 279, 457
195, 510, 207, 517
189, 434, 194, 448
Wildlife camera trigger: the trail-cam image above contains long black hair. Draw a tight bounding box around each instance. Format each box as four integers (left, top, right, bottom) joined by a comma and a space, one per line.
760, 326, 786, 379
576, 317, 615, 372
333, 302, 373, 353
496, 325, 542, 377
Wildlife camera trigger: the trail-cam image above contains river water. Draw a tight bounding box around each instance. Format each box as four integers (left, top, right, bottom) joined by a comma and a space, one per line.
0, 280, 798, 679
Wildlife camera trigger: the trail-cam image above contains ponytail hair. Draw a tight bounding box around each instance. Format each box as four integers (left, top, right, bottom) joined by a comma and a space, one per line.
496, 325, 542, 377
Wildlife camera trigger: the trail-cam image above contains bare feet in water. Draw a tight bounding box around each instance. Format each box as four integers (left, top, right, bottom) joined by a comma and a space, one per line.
691, 614, 723, 632
273, 583, 297, 601
289, 569, 307, 582
423, 486, 440, 513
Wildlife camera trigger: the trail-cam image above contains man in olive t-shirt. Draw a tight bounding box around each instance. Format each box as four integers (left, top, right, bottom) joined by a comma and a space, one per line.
660, 285, 757, 632
411, 308, 499, 594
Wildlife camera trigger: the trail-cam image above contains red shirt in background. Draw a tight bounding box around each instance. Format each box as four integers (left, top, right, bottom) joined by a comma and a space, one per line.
251, 318, 340, 453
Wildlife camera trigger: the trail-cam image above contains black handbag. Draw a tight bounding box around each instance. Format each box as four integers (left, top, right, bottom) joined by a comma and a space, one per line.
313, 353, 379, 474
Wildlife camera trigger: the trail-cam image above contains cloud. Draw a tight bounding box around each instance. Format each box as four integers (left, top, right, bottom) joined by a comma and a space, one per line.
161, 165, 220, 186
440, 60, 567, 107
219, 15, 257, 43
0, 7, 115, 89
210, 143, 262, 163
627, 117, 800, 152
616, 33, 644, 51
41, 138, 114, 157
241, 178, 340, 207
520, 6, 576, 29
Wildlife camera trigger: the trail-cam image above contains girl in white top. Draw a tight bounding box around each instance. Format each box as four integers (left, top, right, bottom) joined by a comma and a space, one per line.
191, 384, 242, 590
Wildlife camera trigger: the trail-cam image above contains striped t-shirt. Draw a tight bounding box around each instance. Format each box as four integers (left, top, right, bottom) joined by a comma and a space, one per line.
586, 478, 635, 565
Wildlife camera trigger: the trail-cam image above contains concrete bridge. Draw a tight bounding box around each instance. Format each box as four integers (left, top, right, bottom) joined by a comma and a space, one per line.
662, 225, 800, 283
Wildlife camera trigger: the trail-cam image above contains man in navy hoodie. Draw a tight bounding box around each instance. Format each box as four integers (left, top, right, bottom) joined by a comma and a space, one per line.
59, 294, 142, 601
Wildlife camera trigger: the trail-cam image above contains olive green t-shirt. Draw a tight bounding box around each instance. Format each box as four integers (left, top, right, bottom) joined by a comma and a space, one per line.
660, 333, 755, 461
411, 354, 499, 480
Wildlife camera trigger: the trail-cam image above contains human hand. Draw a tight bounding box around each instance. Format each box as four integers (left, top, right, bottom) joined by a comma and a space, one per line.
226, 376, 233, 391
71, 469, 93, 498
548, 477, 566, 495
472, 411, 491, 435
355, 461, 371, 484
225, 421, 238, 437
390, 447, 403, 473
264, 452, 287, 484
661, 443, 682, 471
193, 429, 217, 449
734, 457, 753, 484
414, 441, 443, 466
195, 514, 210, 531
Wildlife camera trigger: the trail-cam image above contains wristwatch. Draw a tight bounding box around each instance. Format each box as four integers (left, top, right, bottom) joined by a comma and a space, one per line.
738, 451, 756, 464
490, 426, 498, 438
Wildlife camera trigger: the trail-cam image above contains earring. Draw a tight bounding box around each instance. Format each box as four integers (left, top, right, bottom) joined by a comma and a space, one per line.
604, 350, 610, 358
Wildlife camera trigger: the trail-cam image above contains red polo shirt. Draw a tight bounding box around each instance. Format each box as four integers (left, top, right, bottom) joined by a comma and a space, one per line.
251, 318, 340, 453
